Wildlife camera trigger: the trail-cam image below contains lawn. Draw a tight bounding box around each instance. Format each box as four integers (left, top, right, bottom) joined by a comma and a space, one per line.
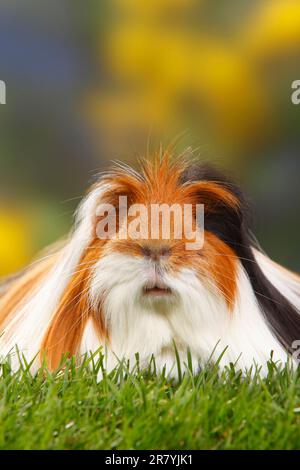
0, 352, 300, 450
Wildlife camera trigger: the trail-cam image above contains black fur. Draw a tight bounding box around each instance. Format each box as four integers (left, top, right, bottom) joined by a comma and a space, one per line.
180, 162, 300, 354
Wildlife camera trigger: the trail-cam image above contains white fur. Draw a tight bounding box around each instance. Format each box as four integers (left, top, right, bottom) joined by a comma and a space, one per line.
0, 184, 108, 371
88, 253, 290, 378
254, 248, 300, 310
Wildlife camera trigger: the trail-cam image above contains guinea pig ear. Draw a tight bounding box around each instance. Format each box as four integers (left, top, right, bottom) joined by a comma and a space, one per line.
180, 162, 249, 247
180, 162, 247, 211
100, 168, 144, 206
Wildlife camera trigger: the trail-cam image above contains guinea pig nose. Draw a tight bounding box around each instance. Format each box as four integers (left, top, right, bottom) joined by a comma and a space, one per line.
141, 245, 171, 261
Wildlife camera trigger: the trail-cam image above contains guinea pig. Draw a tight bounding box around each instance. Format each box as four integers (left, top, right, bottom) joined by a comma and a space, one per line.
0, 150, 299, 377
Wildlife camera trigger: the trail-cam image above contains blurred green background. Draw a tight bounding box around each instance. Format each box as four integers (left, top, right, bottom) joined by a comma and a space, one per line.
0, 0, 300, 276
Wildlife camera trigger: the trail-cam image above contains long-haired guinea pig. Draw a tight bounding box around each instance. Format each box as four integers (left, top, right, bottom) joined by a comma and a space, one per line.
0, 150, 300, 377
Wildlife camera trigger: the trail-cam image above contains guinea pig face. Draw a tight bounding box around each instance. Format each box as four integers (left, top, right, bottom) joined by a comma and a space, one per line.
88, 156, 241, 318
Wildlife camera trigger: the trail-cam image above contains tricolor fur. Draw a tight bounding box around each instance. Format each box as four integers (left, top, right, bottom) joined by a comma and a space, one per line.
0, 152, 300, 377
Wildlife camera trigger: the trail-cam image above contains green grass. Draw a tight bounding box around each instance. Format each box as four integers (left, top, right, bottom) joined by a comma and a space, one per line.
0, 351, 300, 450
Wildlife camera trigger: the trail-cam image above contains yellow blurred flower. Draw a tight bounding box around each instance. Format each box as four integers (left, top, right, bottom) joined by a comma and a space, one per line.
109, 25, 192, 92
0, 208, 33, 277
191, 39, 273, 149
88, 0, 299, 158
243, 0, 300, 57
113, 0, 197, 16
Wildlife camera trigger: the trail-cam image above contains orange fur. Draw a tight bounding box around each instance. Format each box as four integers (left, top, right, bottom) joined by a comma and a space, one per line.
199, 232, 237, 310
96, 154, 238, 308
40, 241, 107, 369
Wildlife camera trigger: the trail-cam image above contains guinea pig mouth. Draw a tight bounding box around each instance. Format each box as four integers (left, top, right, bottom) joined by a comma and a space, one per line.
143, 283, 172, 297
